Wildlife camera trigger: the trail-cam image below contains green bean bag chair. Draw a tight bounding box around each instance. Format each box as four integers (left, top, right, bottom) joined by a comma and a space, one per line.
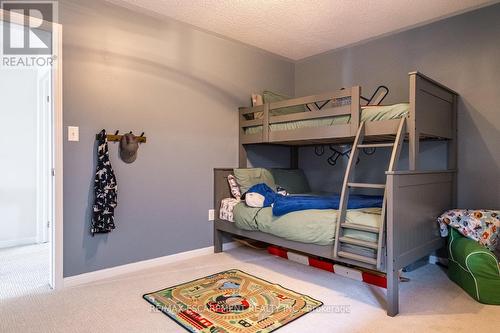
448, 228, 500, 304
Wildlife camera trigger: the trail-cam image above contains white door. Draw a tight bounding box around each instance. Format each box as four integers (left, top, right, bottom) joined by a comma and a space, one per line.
0, 9, 62, 290
36, 69, 53, 245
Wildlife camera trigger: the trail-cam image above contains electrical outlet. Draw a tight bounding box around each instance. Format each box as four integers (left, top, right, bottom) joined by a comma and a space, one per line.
208, 209, 215, 221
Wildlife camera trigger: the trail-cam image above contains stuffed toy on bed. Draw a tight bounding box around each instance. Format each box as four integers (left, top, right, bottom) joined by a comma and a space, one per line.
244, 183, 280, 208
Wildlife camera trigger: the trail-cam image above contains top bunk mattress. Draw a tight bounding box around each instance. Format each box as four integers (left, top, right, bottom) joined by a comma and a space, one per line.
244, 103, 409, 135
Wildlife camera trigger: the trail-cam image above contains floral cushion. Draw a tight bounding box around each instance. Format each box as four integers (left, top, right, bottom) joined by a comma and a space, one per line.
227, 174, 241, 199
219, 198, 240, 222
438, 209, 500, 251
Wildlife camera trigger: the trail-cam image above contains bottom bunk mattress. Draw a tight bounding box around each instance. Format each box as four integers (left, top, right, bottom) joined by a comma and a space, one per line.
233, 203, 381, 251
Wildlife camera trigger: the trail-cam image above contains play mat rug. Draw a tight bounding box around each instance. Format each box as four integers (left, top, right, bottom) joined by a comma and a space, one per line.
143, 269, 323, 333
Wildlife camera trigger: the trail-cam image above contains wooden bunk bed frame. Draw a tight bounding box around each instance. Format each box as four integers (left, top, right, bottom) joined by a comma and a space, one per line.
213, 71, 458, 316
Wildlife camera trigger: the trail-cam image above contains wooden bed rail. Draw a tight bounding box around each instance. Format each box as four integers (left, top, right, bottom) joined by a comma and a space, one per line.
238, 86, 361, 149
269, 89, 352, 110
269, 105, 351, 124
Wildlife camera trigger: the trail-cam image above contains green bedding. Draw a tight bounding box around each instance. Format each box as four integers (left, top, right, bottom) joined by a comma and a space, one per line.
244, 103, 409, 135
233, 203, 381, 247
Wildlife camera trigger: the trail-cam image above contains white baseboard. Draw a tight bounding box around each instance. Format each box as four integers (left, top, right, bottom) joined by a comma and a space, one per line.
63, 241, 240, 288
0, 237, 37, 249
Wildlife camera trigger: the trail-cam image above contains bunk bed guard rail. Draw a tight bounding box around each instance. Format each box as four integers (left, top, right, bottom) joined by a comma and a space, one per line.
239, 87, 361, 145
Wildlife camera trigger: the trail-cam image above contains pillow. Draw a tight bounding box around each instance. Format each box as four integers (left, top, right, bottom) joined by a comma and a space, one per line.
219, 197, 240, 222
227, 174, 241, 199
263, 90, 306, 116
438, 209, 500, 251
233, 168, 276, 194
270, 169, 311, 194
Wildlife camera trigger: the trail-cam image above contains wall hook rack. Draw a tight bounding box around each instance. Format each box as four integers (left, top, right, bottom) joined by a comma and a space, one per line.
96, 130, 147, 143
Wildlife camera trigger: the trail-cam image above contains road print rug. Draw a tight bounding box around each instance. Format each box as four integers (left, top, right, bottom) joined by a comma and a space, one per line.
143, 269, 323, 332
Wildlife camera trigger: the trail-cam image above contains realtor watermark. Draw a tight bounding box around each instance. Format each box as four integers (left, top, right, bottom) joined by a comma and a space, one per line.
149, 303, 352, 314
1, 0, 58, 68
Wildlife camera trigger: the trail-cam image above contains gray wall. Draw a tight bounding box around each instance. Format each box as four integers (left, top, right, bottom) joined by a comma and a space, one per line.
298, 142, 447, 196
61, 0, 294, 277
295, 4, 500, 207
62, 1, 499, 277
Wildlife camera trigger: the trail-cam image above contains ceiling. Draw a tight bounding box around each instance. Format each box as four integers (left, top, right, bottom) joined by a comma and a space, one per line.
107, 0, 496, 60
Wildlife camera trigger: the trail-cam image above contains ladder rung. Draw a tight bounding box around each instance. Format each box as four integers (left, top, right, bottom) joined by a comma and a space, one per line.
339, 236, 378, 249
348, 183, 385, 189
357, 143, 394, 148
338, 251, 377, 265
341, 223, 379, 233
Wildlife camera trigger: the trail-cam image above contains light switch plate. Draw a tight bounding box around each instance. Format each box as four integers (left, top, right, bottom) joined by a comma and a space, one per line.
68, 126, 79, 142
208, 209, 215, 221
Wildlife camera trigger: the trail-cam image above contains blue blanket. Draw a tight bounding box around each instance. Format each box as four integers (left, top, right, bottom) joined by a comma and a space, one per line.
247, 183, 383, 216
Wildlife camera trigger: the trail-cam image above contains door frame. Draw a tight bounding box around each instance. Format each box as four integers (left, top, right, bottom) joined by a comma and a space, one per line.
36, 68, 52, 245
52, 21, 63, 291
0, 8, 64, 290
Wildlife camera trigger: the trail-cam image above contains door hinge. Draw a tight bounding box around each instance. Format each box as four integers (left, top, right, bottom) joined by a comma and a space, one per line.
47, 95, 50, 103
51, 168, 56, 176
47, 221, 50, 228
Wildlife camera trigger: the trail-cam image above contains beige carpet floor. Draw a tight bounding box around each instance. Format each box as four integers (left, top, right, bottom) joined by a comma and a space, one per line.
0, 245, 498, 333
0, 243, 51, 301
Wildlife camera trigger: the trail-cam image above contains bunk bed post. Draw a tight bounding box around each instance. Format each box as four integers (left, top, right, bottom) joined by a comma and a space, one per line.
213, 168, 233, 253
386, 261, 399, 316
214, 228, 224, 253
214, 168, 223, 253
238, 107, 248, 168
350, 86, 361, 136
448, 94, 458, 206
386, 174, 399, 316
290, 146, 299, 169
408, 73, 419, 170
239, 145, 247, 168
262, 103, 270, 142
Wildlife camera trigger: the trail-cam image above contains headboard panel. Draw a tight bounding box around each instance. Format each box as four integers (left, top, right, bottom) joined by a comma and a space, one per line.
408, 72, 458, 170
214, 168, 233, 220
410, 72, 457, 139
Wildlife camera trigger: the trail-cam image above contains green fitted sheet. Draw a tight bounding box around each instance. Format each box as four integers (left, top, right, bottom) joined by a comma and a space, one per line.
233, 203, 381, 248
244, 103, 409, 135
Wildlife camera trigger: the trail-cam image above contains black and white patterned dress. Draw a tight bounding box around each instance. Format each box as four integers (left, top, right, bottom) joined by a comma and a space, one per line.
91, 130, 118, 235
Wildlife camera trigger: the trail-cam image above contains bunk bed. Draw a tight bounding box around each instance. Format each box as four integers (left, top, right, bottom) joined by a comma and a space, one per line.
213, 71, 458, 316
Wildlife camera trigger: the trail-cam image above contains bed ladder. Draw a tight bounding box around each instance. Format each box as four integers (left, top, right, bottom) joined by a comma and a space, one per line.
333, 118, 406, 270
